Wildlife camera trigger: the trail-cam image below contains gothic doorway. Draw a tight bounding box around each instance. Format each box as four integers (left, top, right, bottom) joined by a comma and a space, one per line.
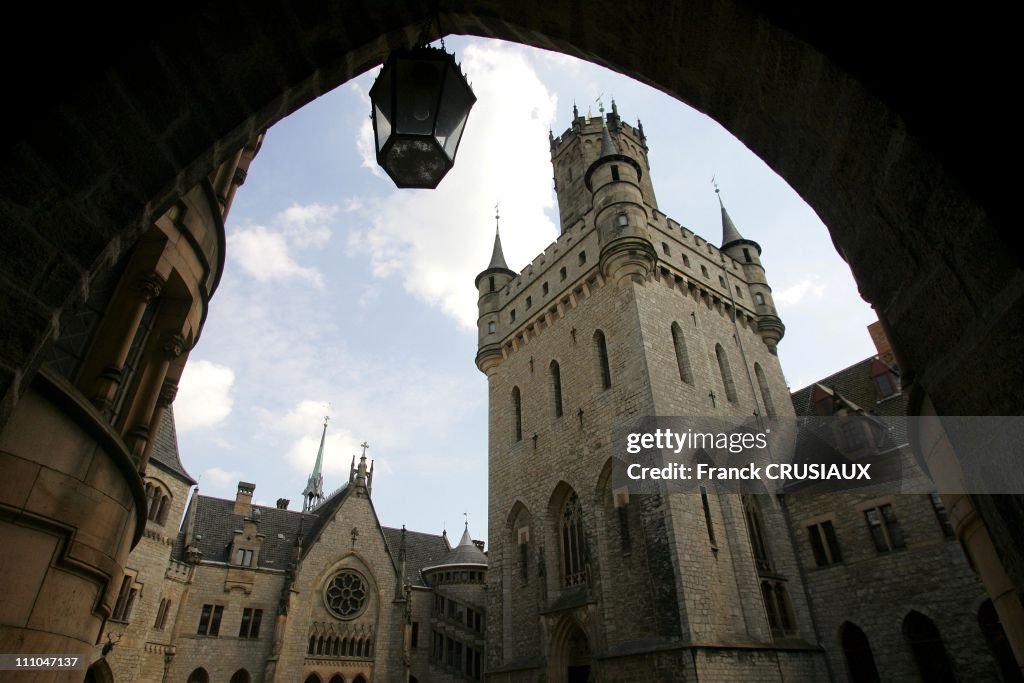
84, 659, 114, 683
551, 620, 593, 683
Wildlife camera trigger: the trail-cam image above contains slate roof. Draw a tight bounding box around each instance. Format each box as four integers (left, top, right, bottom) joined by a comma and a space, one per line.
382, 527, 452, 587
150, 408, 196, 484
173, 484, 451, 586
423, 527, 488, 570
791, 355, 906, 419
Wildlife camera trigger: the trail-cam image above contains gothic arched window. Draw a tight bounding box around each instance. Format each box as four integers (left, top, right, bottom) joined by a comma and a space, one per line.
671, 322, 693, 384
594, 330, 612, 390
550, 361, 563, 417
715, 344, 737, 402
839, 622, 881, 683
512, 386, 523, 442
742, 495, 772, 575
903, 611, 955, 682
561, 490, 588, 586
754, 363, 775, 416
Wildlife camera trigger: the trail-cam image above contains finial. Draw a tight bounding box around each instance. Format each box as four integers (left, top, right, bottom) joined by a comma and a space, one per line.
611, 98, 618, 116
712, 176, 724, 208
464, 511, 468, 529
573, 101, 579, 119
494, 201, 500, 235
360, 441, 370, 458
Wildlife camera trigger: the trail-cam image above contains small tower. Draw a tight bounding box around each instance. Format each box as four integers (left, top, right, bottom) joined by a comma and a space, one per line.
475, 207, 517, 375
302, 417, 328, 511
717, 189, 786, 354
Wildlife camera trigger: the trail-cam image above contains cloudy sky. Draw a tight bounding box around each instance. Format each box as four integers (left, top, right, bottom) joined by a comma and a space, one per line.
174, 37, 877, 544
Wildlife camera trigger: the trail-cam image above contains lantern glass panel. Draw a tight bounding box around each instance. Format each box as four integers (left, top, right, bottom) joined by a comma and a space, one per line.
382, 139, 447, 188
436, 61, 475, 160
371, 65, 394, 152
395, 57, 444, 136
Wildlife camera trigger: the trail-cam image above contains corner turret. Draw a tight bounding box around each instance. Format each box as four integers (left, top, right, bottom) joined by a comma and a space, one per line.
717, 189, 785, 354
475, 208, 516, 375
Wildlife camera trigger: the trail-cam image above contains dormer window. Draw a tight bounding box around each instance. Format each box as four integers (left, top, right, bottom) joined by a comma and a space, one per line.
235, 549, 254, 567
870, 359, 900, 399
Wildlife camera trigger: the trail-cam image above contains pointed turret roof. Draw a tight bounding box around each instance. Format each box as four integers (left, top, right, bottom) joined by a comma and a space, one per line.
302, 418, 328, 511
716, 188, 762, 254
474, 208, 517, 288
599, 120, 619, 157
423, 523, 488, 570
487, 227, 510, 271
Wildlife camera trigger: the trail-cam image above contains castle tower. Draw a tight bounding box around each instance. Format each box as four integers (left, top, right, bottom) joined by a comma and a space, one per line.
302, 417, 328, 511
478, 105, 824, 681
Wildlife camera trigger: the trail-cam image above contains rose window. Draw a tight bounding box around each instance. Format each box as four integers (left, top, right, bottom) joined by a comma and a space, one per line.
324, 570, 369, 619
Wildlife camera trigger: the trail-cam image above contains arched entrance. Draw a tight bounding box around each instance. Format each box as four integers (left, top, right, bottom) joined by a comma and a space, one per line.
84, 659, 114, 683
0, 0, 1022, 664
839, 621, 881, 683
550, 619, 594, 683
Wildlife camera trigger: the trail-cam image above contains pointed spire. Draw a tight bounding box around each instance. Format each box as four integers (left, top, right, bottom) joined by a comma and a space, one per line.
599, 119, 619, 158
487, 203, 510, 271
302, 417, 328, 511
714, 179, 745, 248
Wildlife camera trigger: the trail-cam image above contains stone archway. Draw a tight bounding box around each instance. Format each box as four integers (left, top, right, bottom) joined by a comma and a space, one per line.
0, 0, 1022, 664
85, 659, 115, 683
549, 619, 594, 683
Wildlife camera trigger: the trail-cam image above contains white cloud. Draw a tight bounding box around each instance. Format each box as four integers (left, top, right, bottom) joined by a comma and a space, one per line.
203, 466, 243, 486
775, 277, 827, 307
228, 225, 325, 287
348, 42, 560, 329
176, 360, 235, 432
277, 202, 338, 248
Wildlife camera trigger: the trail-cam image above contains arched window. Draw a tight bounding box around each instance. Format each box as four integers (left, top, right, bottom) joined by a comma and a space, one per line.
308, 636, 316, 654
839, 622, 881, 683
145, 480, 171, 524
328, 675, 346, 683
903, 611, 955, 682
715, 344, 737, 402
561, 490, 588, 587
229, 670, 251, 683
512, 386, 522, 442
304, 675, 322, 683
754, 363, 775, 416
671, 322, 693, 384
365, 638, 373, 657
317, 635, 325, 655
978, 599, 1023, 683
742, 495, 772, 574
153, 597, 171, 630
550, 361, 563, 417
594, 330, 612, 390
187, 669, 209, 683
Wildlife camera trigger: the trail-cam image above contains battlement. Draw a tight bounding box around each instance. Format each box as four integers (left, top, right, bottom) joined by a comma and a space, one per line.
550, 113, 647, 156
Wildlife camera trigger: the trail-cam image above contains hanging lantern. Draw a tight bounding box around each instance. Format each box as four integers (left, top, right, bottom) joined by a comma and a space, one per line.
368, 44, 477, 189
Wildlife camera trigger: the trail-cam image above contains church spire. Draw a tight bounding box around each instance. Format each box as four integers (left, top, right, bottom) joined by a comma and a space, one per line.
302, 417, 328, 511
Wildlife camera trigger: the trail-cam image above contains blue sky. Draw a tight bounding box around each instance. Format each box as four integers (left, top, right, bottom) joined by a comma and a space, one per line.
173, 37, 877, 544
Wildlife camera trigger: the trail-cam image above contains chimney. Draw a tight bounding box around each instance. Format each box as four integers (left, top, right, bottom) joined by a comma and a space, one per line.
867, 321, 896, 367
234, 481, 255, 516
276, 498, 290, 510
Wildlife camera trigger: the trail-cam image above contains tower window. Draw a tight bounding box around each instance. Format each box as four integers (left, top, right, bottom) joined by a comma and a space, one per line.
671, 322, 693, 384
561, 490, 588, 586
754, 363, 776, 416
542, 282, 549, 296
719, 275, 726, 288
111, 575, 139, 622
700, 486, 717, 547
526, 296, 532, 309
755, 292, 765, 305
550, 360, 564, 418
715, 344, 738, 402
579, 251, 587, 266
611, 165, 620, 182
662, 242, 670, 256
743, 495, 772, 574
512, 387, 522, 442
488, 321, 496, 334
617, 214, 628, 227
743, 248, 752, 263
929, 493, 955, 538
594, 330, 612, 390
683, 255, 691, 268
735, 286, 743, 298
560, 267, 567, 281
510, 309, 516, 323
701, 265, 709, 278
489, 276, 495, 292
864, 503, 906, 553
807, 520, 843, 566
